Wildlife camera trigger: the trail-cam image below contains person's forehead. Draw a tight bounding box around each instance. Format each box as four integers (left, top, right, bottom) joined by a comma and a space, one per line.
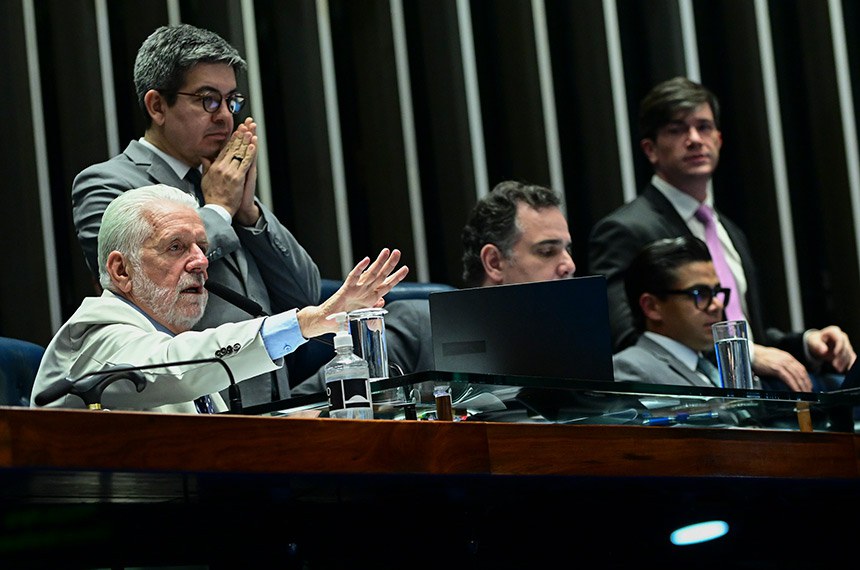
669, 103, 715, 123
181, 62, 237, 89
146, 207, 205, 242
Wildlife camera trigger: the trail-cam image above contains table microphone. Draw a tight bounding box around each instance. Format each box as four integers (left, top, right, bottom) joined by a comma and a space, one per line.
33, 358, 242, 412
204, 281, 268, 317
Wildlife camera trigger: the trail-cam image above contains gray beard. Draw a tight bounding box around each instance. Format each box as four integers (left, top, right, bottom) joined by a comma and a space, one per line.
132, 270, 207, 333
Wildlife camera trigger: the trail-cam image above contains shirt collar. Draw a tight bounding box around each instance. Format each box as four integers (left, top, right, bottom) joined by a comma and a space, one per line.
650, 175, 714, 222
643, 331, 700, 371
138, 137, 200, 181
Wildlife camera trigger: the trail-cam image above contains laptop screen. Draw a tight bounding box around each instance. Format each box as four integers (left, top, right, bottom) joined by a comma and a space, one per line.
429, 276, 614, 381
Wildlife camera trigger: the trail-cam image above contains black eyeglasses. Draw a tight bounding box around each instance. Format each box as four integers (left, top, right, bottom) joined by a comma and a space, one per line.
174, 91, 246, 114
658, 285, 731, 311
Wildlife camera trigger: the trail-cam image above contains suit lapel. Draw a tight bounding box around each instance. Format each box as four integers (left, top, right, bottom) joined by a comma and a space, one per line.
638, 336, 711, 387
642, 185, 693, 237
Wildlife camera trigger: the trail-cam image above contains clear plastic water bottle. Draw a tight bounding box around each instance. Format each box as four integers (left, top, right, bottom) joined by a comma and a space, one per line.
325, 312, 373, 419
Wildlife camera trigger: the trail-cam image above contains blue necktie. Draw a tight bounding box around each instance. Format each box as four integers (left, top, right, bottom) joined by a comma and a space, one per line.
195, 394, 216, 414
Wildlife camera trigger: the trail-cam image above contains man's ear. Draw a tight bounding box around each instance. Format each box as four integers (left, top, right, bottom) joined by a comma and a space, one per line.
106, 251, 134, 294
480, 243, 505, 286
640, 292, 663, 323
143, 89, 168, 126
640, 138, 658, 166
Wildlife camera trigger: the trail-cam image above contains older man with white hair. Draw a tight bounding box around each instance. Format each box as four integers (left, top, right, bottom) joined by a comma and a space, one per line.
32, 185, 408, 412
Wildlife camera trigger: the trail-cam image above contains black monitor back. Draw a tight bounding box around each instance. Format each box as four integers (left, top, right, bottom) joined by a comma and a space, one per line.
429, 276, 614, 381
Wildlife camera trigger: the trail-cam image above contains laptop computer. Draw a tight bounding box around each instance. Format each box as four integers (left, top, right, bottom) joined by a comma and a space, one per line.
429, 276, 614, 381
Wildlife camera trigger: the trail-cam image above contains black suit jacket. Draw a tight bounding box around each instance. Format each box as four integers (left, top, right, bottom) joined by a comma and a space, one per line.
587, 184, 803, 357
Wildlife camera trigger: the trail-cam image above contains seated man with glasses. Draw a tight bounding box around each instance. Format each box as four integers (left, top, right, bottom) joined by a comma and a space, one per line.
613, 237, 731, 387
71, 24, 320, 407
614, 236, 848, 391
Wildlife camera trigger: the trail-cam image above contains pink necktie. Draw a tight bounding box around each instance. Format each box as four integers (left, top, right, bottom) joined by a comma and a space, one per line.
694, 204, 744, 321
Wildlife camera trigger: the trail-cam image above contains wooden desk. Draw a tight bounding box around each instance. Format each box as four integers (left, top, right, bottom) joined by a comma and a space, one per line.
1, 407, 858, 567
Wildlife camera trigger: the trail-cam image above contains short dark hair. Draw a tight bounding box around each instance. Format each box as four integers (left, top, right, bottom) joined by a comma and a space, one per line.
461, 180, 562, 288
639, 76, 720, 141
624, 236, 712, 332
133, 24, 247, 126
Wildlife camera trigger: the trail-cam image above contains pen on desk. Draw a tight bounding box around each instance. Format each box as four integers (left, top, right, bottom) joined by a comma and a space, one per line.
642, 411, 719, 426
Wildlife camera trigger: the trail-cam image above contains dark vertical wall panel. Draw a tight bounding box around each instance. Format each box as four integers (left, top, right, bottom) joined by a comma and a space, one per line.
1, 0, 51, 344
769, 0, 860, 340
617, 0, 687, 191
548, 0, 622, 275
36, 0, 105, 321
330, 0, 413, 271
471, 0, 549, 188
255, 0, 340, 281
405, 0, 476, 286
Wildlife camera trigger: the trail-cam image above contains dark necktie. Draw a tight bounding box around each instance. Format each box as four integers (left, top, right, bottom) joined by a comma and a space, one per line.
185, 167, 205, 206
694, 204, 744, 321
696, 354, 721, 386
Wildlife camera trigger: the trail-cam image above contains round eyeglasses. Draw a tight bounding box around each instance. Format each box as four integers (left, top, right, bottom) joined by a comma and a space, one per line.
659, 285, 731, 311
174, 91, 246, 114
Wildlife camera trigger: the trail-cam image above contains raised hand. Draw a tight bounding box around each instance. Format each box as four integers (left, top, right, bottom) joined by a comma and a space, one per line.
297, 249, 410, 338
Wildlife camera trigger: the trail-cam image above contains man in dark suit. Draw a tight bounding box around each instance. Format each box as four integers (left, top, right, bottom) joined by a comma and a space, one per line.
71, 24, 320, 406
589, 76, 854, 391
613, 236, 731, 387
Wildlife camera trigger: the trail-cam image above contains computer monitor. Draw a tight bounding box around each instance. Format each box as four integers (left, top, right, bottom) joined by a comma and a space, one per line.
429, 276, 614, 381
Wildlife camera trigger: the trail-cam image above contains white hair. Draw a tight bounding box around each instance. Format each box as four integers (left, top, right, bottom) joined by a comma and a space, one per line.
97, 185, 198, 292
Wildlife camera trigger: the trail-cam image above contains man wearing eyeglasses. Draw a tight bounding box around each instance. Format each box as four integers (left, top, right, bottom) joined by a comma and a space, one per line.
613, 237, 734, 387
589, 76, 854, 392
71, 24, 320, 406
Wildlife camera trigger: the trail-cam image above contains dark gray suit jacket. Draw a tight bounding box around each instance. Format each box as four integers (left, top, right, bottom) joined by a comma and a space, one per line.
612, 335, 713, 387
72, 140, 321, 405
588, 184, 803, 358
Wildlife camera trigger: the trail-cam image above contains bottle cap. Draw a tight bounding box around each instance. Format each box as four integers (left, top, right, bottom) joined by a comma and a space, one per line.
326, 312, 353, 349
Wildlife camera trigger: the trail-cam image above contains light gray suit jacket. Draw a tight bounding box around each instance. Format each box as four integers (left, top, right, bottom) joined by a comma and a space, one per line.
31, 290, 282, 413
612, 335, 713, 388
72, 140, 321, 405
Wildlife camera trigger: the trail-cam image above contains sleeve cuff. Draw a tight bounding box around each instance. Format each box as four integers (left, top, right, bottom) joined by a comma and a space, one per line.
261, 309, 308, 360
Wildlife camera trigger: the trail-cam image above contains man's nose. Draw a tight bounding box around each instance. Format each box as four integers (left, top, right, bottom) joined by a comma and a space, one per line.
559, 252, 576, 278
187, 245, 209, 273
687, 126, 704, 144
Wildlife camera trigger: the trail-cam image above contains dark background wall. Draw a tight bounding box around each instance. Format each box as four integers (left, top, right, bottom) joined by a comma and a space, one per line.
5, 0, 860, 353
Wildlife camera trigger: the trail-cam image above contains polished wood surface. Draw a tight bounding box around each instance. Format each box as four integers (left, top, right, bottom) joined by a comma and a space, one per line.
1, 406, 857, 480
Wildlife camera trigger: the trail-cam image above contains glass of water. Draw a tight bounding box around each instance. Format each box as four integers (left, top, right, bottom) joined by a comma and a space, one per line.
711, 320, 755, 389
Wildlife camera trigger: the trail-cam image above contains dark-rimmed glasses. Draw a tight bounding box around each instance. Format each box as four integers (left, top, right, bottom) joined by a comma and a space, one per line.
658, 285, 730, 311
174, 91, 245, 114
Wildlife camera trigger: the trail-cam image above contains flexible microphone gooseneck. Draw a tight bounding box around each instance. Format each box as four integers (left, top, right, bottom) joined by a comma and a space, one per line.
33, 358, 240, 412
204, 281, 268, 317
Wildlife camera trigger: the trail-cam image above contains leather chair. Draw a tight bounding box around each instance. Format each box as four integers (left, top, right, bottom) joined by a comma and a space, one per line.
0, 337, 45, 406
286, 279, 455, 389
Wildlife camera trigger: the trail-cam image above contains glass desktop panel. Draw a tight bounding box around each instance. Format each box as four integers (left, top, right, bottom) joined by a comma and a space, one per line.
247, 370, 860, 433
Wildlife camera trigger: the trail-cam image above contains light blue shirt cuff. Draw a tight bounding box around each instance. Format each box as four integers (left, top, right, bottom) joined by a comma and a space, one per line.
261, 309, 307, 360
